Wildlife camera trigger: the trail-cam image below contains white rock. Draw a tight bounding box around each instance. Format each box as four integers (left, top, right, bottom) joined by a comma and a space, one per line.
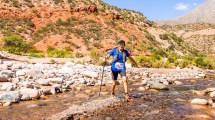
39, 86, 52, 95
210, 91, 215, 98
138, 87, 146, 91
81, 71, 99, 79
79, 78, 87, 84
20, 88, 40, 99
191, 98, 208, 105
1, 70, 14, 77
16, 70, 26, 76
141, 80, 148, 85
21, 81, 34, 88
163, 81, 169, 86
0, 82, 16, 91
212, 103, 215, 108
0, 64, 8, 70
36, 79, 50, 86
174, 81, 183, 85
48, 78, 63, 84
0, 91, 21, 102
206, 88, 215, 93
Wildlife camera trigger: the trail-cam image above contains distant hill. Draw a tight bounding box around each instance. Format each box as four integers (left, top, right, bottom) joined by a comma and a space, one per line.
156, 0, 215, 26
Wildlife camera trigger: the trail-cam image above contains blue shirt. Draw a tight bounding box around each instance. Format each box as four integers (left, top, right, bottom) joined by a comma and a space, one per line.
109, 48, 130, 71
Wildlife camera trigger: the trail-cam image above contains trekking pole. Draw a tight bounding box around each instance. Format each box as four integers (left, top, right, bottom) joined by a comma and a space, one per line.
99, 61, 106, 96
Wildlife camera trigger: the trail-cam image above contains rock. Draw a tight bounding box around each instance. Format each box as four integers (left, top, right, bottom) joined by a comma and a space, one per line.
48, 78, 63, 84
85, 90, 92, 95
163, 81, 169, 85
150, 82, 169, 90
0, 91, 21, 102
16, 70, 26, 76
138, 87, 146, 91
190, 79, 196, 83
212, 103, 215, 108
105, 117, 113, 120
141, 80, 148, 85
174, 81, 183, 85
3, 102, 11, 107
210, 91, 215, 98
206, 88, 215, 93
0, 82, 16, 91
0, 64, 8, 70
79, 78, 87, 84
21, 81, 34, 88
96, 80, 105, 86
100, 91, 109, 95
191, 98, 208, 105
199, 73, 205, 78
20, 88, 40, 99
11, 78, 19, 84
81, 71, 99, 79
21, 95, 31, 101
39, 86, 52, 95
36, 79, 50, 86
4, 61, 13, 67
0, 75, 8, 82
148, 89, 158, 92
1, 70, 14, 77
192, 90, 206, 96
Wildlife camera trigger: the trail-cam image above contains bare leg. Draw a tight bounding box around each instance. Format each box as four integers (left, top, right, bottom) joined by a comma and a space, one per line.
111, 80, 117, 96
122, 76, 128, 94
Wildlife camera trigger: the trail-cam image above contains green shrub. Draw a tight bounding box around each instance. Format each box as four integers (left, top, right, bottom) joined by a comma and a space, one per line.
152, 60, 164, 68
47, 46, 73, 58
28, 53, 44, 58
89, 48, 102, 62
75, 52, 84, 58
3, 34, 30, 54
134, 55, 152, 67
159, 33, 169, 40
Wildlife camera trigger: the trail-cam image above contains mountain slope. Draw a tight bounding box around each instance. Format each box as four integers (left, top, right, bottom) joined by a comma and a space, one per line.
156, 0, 215, 26
0, 0, 203, 60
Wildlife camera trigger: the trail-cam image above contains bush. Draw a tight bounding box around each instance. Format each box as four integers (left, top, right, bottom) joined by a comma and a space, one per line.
134, 55, 152, 67
47, 46, 73, 58
89, 48, 102, 62
3, 34, 30, 54
75, 52, 84, 58
93, 42, 103, 49
159, 33, 169, 40
28, 53, 44, 58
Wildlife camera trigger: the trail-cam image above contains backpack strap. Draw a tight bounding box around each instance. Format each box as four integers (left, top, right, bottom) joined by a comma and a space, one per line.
122, 51, 126, 63
113, 48, 126, 63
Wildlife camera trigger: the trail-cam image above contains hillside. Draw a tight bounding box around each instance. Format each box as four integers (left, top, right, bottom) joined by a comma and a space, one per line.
161, 23, 215, 57
1, 0, 214, 69
156, 0, 215, 26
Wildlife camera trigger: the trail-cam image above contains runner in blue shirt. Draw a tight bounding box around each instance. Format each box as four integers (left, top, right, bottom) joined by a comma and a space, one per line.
105, 40, 139, 101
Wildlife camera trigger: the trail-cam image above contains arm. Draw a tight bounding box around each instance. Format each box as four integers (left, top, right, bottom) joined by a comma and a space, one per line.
128, 56, 139, 68
105, 54, 111, 60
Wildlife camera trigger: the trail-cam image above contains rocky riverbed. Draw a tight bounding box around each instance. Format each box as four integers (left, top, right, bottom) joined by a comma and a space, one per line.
0, 55, 215, 120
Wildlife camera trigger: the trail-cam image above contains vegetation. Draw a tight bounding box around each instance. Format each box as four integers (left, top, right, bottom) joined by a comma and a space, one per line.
3, 35, 30, 54
47, 46, 73, 58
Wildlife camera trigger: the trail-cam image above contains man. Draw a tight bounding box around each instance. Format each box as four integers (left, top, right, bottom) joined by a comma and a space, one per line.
105, 40, 139, 101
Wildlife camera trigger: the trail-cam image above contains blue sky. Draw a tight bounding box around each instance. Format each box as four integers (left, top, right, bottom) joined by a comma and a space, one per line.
102, 0, 206, 20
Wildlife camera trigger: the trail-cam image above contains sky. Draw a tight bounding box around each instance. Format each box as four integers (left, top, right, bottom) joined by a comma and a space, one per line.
102, 0, 206, 20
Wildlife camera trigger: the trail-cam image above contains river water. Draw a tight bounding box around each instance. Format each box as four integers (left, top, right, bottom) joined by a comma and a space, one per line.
0, 79, 214, 120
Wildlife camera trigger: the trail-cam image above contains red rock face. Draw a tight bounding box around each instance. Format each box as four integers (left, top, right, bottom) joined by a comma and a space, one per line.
73, 5, 97, 12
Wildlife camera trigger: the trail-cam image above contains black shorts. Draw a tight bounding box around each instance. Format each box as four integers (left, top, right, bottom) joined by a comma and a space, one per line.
111, 70, 126, 80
